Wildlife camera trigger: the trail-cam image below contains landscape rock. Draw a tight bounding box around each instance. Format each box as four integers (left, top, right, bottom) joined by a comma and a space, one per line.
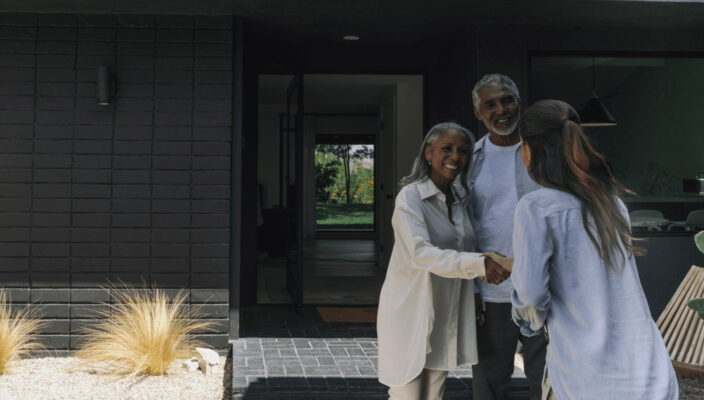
196, 348, 220, 365
182, 358, 199, 372
195, 347, 220, 376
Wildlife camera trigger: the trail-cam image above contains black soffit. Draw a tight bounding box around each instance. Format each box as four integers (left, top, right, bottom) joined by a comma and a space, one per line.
0, 0, 703, 31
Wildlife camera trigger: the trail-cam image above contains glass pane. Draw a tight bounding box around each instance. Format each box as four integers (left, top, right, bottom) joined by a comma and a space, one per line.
314, 143, 375, 231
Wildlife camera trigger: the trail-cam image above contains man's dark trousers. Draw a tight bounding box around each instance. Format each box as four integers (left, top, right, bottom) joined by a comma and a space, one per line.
471, 302, 547, 400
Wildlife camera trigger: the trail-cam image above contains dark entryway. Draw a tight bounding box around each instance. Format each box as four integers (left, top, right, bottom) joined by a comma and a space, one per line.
254, 74, 422, 306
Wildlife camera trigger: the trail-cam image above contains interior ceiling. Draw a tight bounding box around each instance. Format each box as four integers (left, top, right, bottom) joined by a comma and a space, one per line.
259, 74, 415, 113
1, 0, 703, 45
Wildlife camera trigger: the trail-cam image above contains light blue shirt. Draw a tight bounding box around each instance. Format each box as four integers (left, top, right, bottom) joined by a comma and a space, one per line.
467, 134, 540, 302
511, 188, 678, 400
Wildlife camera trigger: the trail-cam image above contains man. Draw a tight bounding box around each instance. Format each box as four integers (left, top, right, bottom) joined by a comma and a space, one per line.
467, 74, 547, 400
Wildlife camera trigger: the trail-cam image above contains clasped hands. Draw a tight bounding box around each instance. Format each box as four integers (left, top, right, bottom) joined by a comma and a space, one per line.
481, 252, 513, 285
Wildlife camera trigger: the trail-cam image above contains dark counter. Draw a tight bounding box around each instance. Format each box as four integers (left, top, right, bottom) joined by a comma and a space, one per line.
624, 194, 704, 221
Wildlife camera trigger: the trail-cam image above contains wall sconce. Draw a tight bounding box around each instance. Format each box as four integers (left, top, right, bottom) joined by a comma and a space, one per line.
97, 65, 113, 106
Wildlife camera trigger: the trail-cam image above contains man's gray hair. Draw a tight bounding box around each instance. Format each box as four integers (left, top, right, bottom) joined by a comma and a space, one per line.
399, 122, 474, 196
472, 73, 520, 109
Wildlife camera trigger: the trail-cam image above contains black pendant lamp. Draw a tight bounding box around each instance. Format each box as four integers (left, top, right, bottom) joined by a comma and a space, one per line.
580, 58, 617, 127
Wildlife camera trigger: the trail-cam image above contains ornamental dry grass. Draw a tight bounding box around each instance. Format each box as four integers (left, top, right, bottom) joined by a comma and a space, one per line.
75, 284, 214, 376
0, 289, 44, 375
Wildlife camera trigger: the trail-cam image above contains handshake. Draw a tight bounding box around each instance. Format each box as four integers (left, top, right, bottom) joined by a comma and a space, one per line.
481, 252, 512, 285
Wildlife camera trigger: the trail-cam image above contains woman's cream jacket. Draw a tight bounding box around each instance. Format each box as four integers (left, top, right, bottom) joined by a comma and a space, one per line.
377, 178, 486, 386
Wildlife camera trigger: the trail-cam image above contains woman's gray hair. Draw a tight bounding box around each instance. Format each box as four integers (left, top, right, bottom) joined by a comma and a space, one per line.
472, 73, 520, 109
399, 122, 475, 196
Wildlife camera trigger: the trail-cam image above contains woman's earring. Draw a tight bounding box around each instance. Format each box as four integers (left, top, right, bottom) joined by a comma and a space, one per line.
427, 159, 431, 166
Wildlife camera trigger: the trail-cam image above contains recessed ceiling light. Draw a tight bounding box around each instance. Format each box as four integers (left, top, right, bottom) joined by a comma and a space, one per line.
343, 35, 360, 41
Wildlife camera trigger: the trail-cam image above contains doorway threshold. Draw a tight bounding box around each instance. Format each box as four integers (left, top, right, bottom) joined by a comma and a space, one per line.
316, 229, 375, 232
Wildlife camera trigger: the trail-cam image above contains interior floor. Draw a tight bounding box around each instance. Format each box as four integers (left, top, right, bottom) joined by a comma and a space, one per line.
257, 239, 385, 305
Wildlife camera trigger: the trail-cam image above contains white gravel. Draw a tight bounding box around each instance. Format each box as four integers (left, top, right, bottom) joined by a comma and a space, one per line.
0, 356, 229, 400
3, 355, 701, 399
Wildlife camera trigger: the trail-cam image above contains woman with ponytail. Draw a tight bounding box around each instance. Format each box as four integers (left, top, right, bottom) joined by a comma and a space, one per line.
507, 100, 677, 399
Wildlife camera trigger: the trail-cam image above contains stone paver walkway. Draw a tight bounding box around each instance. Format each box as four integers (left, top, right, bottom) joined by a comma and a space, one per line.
231, 306, 529, 399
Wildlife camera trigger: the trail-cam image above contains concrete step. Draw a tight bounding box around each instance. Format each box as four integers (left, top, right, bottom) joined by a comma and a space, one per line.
231, 338, 530, 399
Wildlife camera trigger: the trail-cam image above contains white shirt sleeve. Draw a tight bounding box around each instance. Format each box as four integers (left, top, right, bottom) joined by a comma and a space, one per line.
392, 188, 486, 279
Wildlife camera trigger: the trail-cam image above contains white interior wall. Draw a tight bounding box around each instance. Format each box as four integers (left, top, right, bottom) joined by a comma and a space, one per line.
312, 116, 379, 134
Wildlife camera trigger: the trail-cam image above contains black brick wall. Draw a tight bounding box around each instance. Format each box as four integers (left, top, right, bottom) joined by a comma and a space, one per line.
0, 13, 232, 354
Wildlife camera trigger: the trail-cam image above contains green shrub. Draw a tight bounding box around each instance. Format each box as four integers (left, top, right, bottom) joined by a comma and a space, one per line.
314, 152, 340, 202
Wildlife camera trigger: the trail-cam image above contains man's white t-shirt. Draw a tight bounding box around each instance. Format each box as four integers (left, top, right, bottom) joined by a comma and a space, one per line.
471, 139, 521, 303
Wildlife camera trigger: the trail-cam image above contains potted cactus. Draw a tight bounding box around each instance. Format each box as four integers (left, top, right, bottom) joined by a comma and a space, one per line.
686, 231, 704, 319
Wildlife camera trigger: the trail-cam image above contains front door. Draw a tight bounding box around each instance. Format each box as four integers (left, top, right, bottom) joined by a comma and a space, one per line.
379, 94, 397, 269
285, 74, 304, 309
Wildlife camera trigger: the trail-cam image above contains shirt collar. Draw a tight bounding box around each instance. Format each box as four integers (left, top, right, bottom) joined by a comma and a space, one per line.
417, 178, 441, 200
473, 134, 489, 155
474, 133, 522, 154
417, 178, 463, 201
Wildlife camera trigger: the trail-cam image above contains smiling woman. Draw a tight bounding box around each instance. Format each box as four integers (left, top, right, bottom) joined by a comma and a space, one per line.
424, 128, 470, 195
378, 122, 511, 399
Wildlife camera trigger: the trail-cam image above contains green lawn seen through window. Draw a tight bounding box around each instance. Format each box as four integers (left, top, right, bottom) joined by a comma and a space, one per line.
316, 203, 373, 230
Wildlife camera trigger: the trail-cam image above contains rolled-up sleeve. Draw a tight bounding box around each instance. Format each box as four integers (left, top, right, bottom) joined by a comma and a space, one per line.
393, 189, 485, 280
511, 197, 553, 337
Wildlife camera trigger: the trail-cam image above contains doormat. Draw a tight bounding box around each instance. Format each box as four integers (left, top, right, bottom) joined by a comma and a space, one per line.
317, 307, 377, 323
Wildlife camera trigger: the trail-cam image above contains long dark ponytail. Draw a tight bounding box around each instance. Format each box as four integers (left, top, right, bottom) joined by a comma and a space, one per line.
519, 99, 644, 271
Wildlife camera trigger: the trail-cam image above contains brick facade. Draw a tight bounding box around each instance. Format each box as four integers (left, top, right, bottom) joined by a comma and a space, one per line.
0, 13, 233, 354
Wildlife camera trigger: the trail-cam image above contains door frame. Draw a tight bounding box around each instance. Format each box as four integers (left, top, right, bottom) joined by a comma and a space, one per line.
243, 71, 427, 308
285, 74, 305, 309
313, 132, 378, 237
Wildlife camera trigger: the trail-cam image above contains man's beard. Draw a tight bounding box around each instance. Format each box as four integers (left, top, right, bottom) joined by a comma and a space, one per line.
492, 111, 519, 136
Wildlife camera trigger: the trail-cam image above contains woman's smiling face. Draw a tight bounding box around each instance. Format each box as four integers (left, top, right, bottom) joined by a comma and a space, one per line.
424, 129, 469, 189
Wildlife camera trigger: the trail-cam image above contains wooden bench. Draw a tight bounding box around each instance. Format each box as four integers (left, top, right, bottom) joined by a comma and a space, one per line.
656, 265, 704, 380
